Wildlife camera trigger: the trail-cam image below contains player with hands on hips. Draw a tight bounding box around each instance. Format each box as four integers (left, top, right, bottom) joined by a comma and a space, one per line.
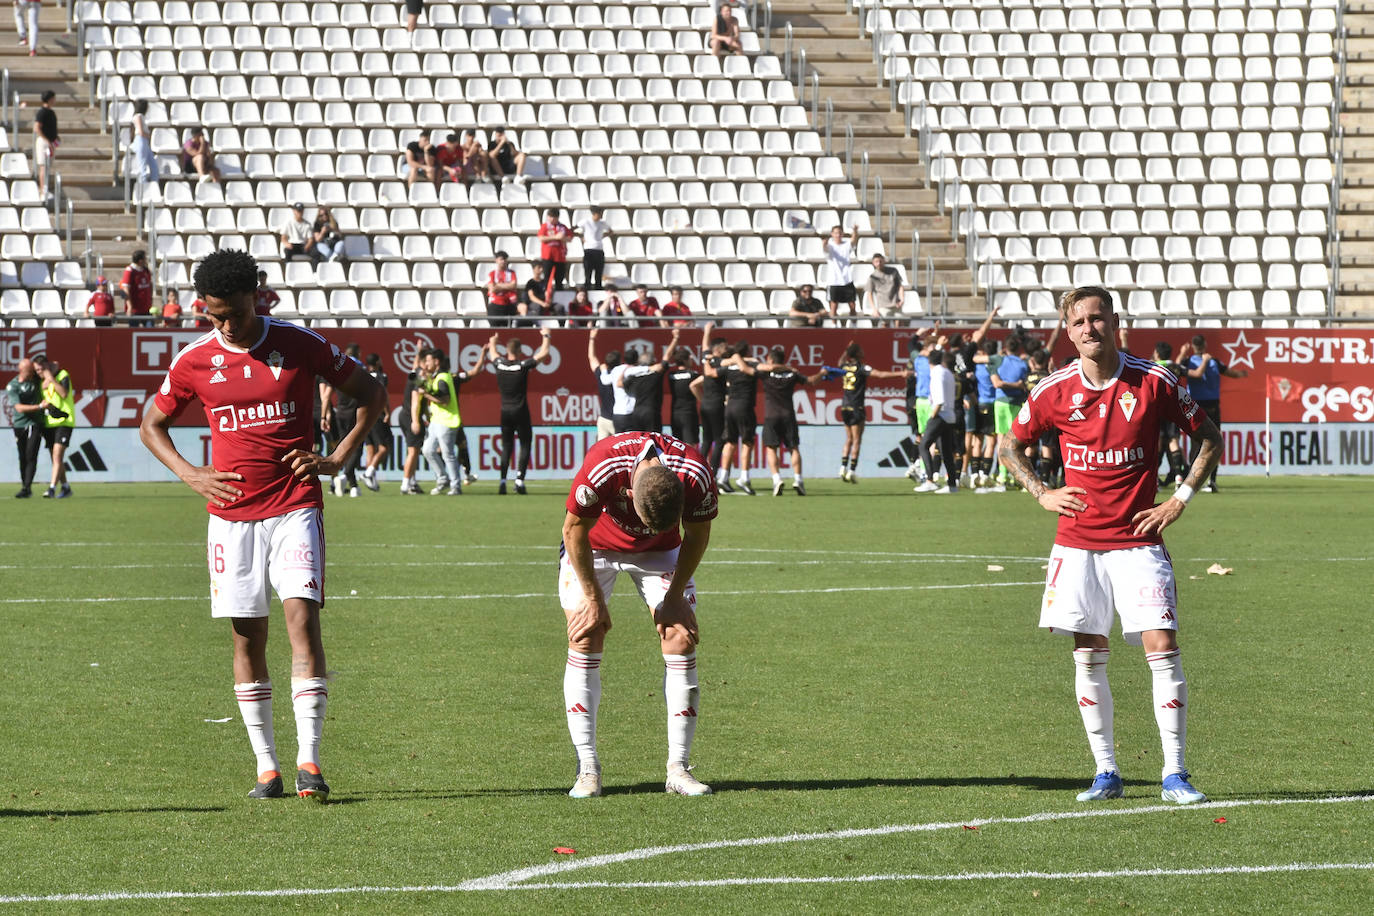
998, 286, 1221, 806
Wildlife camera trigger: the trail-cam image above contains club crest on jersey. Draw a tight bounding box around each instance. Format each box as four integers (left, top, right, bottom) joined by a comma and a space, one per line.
1118, 391, 1138, 421
211, 354, 226, 368
575, 484, 599, 507
266, 350, 285, 381
1071, 392, 1084, 406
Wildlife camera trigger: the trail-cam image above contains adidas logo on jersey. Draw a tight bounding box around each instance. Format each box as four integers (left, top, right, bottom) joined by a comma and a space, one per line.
1067, 408, 1086, 422
209, 369, 227, 384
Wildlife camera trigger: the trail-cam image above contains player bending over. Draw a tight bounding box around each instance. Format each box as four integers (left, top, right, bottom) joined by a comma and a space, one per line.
140, 249, 386, 801
999, 286, 1221, 805
560, 431, 719, 797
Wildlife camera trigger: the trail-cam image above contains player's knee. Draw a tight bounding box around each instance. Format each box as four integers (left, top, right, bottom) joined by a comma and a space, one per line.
569, 629, 606, 655
660, 628, 696, 654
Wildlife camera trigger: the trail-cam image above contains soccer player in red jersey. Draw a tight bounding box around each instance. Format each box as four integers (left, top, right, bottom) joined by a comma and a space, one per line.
1000, 286, 1221, 805
140, 250, 386, 802
560, 431, 719, 798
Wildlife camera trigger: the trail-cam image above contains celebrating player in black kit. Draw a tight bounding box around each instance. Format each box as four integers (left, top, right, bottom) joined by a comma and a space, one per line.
693, 323, 730, 472
758, 347, 824, 496
715, 340, 763, 494
487, 330, 551, 494
666, 344, 700, 445
617, 330, 680, 433
829, 342, 912, 483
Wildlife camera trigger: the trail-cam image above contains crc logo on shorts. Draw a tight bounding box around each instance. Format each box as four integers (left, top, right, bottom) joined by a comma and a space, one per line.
1063, 442, 1146, 472
575, 484, 599, 507
282, 542, 316, 570
1137, 582, 1175, 608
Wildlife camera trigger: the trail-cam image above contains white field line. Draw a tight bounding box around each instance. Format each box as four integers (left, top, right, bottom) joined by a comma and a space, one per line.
0, 582, 1043, 606
0, 557, 1048, 571
460, 794, 1374, 890
0, 795, 1369, 904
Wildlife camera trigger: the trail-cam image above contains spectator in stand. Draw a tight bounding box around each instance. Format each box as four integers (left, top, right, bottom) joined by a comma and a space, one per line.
181, 126, 221, 184
461, 129, 490, 182
488, 127, 528, 187
598, 289, 628, 324
85, 276, 115, 326
14, 0, 38, 55
403, 0, 424, 33
280, 202, 321, 264
190, 294, 211, 328
629, 284, 660, 326
129, 99, 159, 186
788, 284, 826, 327
824, 223, 860, 323
710, 3, 742, 57
660, 286, 693, 328
311, 207, 343, 262
865, 253, 905, 325
435, 132, 464, 182
580, 207, 611, 289
120, 249, 154, 327
587, 329, 622, 440
404, 131, 436, 188
537, 207, 572, 291
522, 261, 550, 323
254, 270, 279, 315
33, 90, 58, 198
160, 288, 183, 327
566, 286, 595, 326
485, 250, 519, 326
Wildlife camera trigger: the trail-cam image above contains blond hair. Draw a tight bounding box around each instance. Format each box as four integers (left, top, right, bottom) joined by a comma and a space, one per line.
1059, 286, 1116, 317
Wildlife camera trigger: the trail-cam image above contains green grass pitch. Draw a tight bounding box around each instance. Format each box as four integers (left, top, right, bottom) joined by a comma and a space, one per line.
1, 475, 1372, 912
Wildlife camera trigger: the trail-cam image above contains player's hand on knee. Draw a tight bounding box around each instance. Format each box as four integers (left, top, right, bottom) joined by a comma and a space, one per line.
654, 595, 699, 648
1037, 486, 1088, 518
1131, 500, 1184, 537
185, 465, 244, 508
566, 597, 611, 642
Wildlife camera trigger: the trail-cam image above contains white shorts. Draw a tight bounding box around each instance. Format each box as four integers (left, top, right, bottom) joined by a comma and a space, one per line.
1039, 543, 1178, 646
558, 547, 697, 615
206, 507, 325, 618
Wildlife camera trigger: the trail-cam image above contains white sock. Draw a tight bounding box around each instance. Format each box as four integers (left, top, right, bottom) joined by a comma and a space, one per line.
1146, 649, 1188, 778
737, 471, 750, 483
291, 677, 328, 769
1073, 648, 1116, 774
716, 467, 727, 484
234, 681, 278, 774
564, 651, 602, 770
663, 653, 699, 768
794, 473, 803, 483
771, 472, 782, 486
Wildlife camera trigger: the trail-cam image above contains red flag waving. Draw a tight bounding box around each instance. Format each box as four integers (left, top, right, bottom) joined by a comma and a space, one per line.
1266, 375, 1305, 402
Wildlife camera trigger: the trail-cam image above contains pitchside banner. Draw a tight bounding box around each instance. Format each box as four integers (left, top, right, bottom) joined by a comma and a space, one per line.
2, 326, 1373, 479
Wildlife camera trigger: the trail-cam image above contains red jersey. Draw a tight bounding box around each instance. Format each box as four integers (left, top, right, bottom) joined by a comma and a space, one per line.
255, 287, 280, 316
87, 291, 114, 317
160, 300, 183, 327
567, 298, 594, 318
121, 265, 153, 314
661, 301, 692, 326
628, 296, 660, 317
436, 143, 463, 168
566, 432, 718, 553
154, 317, 359, 522
191, 298, 212, 328
487, 268, 517, 306
539, 221, 569, 262
1011, 353, 1206, 550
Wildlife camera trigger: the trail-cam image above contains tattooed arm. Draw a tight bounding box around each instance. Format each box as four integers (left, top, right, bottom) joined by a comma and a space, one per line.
1130, 413, 1222, 537
998, 432, 1088, 518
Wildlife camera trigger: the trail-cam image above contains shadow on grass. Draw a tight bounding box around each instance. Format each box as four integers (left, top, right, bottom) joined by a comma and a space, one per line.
0, 805, 228, 818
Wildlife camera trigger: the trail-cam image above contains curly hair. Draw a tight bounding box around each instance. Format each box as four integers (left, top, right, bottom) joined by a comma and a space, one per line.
194, 249, 259, 300
633, 465, 685, 534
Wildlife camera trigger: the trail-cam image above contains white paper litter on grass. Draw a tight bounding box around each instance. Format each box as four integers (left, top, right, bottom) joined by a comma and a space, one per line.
987, 564, 1005, 572
1206, 563, 1233, 576
203, 717, 233, 723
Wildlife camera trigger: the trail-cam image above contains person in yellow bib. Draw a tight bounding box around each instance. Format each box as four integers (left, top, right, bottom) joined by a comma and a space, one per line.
34, 354, 74, 499
417, 347, 484, 495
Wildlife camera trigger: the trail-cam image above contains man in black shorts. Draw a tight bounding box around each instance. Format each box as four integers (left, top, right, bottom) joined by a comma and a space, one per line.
323, 343, 365, 497
488, 127, 527, 187
488, 330, 551, 494
757, 347, 823, 496
717, 340, 762, 494
692, 322, 730, 474
829, 342, 911, 483
360, 353, 390, 491
667, 345, 701, 446
399, 350, 427, 494
34, 355, 74, 500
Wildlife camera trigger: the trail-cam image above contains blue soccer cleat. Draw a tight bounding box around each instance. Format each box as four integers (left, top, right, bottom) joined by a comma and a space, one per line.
1161, 772, 1207, 805
1076, 771, 1124, 801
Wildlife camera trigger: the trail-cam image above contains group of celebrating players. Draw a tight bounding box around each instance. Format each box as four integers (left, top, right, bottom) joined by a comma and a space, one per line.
141, 248, 1223, 806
